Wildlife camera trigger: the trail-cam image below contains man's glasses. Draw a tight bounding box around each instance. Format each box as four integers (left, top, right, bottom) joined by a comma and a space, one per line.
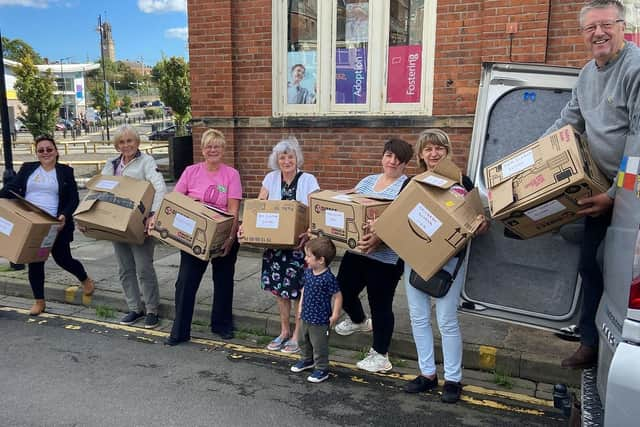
581, 19, 624, 34
37, 147, 55, 154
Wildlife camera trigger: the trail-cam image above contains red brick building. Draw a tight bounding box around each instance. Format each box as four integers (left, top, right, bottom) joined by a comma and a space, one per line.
186, 0, 636, 196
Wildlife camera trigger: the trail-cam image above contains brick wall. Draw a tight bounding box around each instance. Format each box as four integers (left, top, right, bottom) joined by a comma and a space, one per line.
188, 0, 590, 197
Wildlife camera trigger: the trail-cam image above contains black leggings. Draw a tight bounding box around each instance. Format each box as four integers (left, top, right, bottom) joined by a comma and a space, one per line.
28, 235, 88, 299
337, 251, 403, 355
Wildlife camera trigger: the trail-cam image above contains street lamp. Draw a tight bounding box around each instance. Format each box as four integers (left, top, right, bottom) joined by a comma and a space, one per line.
58, 56, 72, 122
129, 81, 142, 106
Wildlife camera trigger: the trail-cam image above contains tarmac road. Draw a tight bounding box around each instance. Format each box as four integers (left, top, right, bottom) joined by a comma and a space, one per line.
0, 306, 564, 427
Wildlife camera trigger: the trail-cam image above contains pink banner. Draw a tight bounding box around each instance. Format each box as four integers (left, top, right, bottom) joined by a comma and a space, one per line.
387, 45, 422, 103
625, 33, 640, 47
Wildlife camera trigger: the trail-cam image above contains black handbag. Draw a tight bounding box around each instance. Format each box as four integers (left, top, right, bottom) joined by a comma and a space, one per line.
409, 250, 465, 298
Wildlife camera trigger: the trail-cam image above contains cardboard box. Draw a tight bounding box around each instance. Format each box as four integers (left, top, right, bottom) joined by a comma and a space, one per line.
240, 199, 308, 248
0, 198, 61, 264
309, 190, 392, 253
73, 175, 155, 245
375, 159, 485, 282
484, 125, 609, 239
149, 192, 235, 260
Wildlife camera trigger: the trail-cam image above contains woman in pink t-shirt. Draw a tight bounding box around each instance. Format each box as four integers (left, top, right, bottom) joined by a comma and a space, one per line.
164, 129, 242, 346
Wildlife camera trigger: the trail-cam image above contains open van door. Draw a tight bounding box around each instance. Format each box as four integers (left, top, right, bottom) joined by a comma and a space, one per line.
460, 62, 583, 331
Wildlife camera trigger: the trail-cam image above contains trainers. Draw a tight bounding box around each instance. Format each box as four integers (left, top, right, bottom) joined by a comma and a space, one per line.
356, 348, 392, 373
291, 359, 315, 373
441, 381, 462, 403
144, 313, 159, 329
404, 375, 438, 393
119, 311, 144, 325
307, 369, 329, 383
334, 317, 372, 336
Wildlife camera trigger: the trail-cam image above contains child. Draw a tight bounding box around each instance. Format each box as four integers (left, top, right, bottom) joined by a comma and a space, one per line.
290, 237, 343, 383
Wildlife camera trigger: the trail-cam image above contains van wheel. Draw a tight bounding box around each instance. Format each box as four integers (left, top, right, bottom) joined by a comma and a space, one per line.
160, 230, 168, 239
565, 185, 581, 194
317, 230, 325, 237
193, 246, 202, 255
348, 238, 357, 249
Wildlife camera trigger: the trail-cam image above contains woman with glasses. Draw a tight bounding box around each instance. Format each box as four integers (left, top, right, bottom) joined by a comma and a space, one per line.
0, 135, 95, 315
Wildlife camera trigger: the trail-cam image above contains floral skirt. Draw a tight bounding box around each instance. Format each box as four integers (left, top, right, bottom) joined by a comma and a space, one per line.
261, 248, 305, 299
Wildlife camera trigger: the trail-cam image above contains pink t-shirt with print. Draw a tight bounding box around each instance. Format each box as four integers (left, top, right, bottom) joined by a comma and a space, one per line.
174, 162, 242, 211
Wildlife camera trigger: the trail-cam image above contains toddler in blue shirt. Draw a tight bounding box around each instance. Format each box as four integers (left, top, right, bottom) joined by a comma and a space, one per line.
290, 237, 342, 383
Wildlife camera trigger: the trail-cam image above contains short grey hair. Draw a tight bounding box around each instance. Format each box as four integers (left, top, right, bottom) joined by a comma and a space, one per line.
267, 137, 304, 170
580, 0, 625, 26
112, 125, 140, 150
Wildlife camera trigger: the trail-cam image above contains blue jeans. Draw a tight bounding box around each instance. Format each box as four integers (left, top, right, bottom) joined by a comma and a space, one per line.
404, 257, 463, 383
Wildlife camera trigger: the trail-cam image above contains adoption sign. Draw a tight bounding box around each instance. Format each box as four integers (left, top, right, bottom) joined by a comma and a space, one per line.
335, 47, 367, 104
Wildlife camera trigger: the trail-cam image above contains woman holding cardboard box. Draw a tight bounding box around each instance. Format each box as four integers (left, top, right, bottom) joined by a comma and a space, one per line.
401, 129, 488, 403
100, 126, 167, 329
163, 129, 242, 346
333, 138, 413, 372
0, 135, 94, 315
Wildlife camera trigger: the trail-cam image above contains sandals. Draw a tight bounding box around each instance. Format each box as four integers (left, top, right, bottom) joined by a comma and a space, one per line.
266, 335, 289, 351
281, 340, 300, 354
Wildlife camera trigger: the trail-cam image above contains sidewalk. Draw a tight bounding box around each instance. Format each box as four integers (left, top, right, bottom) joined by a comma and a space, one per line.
0, 232, 581, 387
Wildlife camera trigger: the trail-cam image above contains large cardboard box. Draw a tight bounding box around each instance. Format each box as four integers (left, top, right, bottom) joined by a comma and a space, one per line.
240, 199, 308, 248
0, 198, 61, 264
309, 190, 392, 253
484, 125, 609, 239
375, 159, 485, 281
73, 175, 155, 245
149, 192, 235, 260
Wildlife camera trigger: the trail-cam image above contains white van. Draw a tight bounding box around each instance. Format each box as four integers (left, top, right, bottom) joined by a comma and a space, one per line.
462, 62, 640, 426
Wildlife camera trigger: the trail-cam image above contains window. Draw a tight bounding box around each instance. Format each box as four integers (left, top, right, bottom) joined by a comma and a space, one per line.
273, 0, 437, 116
623, 1, 640, 46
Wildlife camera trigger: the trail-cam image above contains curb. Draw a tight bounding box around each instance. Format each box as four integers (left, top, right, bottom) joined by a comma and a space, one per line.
0, 275, 581, 387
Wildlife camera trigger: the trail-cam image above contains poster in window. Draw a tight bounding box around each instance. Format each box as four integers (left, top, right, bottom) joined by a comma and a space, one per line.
386, 45, 422, 103
287, 51, 317, 104
335, 47, 367, 104
346, 3, 369, 44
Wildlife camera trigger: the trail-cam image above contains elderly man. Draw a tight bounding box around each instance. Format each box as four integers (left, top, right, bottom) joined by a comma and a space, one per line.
544, 0, 640, 369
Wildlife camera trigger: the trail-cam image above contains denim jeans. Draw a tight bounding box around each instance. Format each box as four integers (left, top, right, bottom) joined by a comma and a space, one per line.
404, 257, 463, 383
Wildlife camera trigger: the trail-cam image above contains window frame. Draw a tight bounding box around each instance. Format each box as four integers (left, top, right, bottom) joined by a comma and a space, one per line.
272, 0, 437, 116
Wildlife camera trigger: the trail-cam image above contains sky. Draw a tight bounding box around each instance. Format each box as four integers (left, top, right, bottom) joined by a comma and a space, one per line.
0, 0, 188, 67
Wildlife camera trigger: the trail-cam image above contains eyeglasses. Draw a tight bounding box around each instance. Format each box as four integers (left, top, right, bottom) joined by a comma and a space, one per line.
581, 19, 624, 34
37, 147, 55, 154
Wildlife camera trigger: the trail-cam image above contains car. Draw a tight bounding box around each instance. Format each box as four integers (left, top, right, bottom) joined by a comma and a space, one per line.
151, 100, 164, 107
148, 124, 192, 141
55, 118, 73, 131
15, 119, 27, 132
461, 62, 640, 427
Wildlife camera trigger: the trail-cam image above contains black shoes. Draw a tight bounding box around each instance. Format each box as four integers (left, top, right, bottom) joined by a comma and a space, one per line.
404, 375, 438, 393
164, 336, 189, 346
119, 311, 145, 325
441, 381, 462, 403
144, 313, 159, 329
561, 344, 597, 369
212, 329, 234, 340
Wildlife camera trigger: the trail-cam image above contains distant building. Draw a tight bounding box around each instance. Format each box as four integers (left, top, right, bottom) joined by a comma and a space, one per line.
121, 60, 152, 76
101, 21, 116, 62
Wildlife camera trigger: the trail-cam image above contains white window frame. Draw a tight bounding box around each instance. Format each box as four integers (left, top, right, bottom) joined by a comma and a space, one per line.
272, 0, 437, 116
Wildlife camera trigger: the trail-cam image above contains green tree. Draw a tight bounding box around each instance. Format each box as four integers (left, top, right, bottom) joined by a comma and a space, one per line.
2, 37, 43, 63
153, 56, 191, 134
121, 95, 132, 114
13, 55, 61, 137
89, 84, 118, 118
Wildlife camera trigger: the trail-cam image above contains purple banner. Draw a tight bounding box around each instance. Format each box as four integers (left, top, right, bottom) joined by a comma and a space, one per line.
335, 47, 367, 104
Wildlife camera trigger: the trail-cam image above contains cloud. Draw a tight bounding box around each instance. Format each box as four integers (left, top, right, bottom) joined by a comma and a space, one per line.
0, 0, 49, 8
138, 0, 186, 13
165, 27, 188, 41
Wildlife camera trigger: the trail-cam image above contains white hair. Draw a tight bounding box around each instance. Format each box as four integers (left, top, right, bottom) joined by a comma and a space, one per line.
267, 137, 304, 170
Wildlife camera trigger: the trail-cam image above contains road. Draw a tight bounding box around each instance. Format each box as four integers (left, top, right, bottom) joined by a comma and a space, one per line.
0, 307, 564, 427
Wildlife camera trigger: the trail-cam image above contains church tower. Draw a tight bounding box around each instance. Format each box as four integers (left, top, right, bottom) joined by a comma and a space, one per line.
101, 21, 116, 61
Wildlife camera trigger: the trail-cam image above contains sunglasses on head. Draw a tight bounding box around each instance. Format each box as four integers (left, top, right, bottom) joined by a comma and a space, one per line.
37, 147, 55, 154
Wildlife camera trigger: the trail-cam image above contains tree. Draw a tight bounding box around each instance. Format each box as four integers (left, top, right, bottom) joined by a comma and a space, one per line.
153, 56, 191, 134
120, 95, 132, 114
1, 36, 43, 64
13, 55, 61, 137
88, 84, 118, 118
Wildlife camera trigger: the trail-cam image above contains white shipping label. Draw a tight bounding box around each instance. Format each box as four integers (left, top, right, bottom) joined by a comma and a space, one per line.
501, 150, 535, 178
421, 175, 448, 187
325, 210, 345, 229
94, 179, 119, 190
0, 217, 14, 236
332, 194, 353, 202
408, 203, 442, 237
256, 212, 280, 229
41, 225, 59, 248
524, 199, 567, 221
173, 213, 196, 235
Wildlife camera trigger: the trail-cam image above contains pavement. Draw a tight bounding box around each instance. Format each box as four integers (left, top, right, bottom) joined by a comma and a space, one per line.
0, 230, 581, 389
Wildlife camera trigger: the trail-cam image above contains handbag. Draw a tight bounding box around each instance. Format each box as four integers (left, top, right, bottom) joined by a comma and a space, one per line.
409, 249, 466, 298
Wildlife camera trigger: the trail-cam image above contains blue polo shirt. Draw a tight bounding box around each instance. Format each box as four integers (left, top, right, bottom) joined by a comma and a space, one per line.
300, 269, 340, 325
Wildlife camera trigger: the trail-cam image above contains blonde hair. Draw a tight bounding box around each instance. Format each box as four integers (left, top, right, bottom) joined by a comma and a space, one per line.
112, 125, 140, 150
201, 128, 226, 150
415, 129, 452, 172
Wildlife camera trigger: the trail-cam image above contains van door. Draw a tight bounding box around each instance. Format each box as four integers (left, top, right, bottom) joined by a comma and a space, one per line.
460, 62, 583, 331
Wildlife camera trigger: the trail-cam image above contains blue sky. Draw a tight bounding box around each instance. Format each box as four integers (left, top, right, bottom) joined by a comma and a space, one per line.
0, 0, 188, 67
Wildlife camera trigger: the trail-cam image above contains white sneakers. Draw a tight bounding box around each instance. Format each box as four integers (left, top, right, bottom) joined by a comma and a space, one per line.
357, 348, 392, 373
334, 317, 372, 336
